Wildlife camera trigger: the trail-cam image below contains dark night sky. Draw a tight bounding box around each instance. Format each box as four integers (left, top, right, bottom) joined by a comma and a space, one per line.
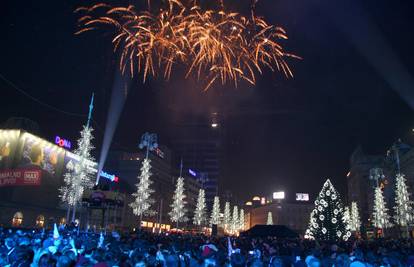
1, 0, 414, 204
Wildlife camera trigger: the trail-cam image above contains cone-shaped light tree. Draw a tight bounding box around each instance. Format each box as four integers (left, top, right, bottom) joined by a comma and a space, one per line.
305, 179, 351, 241
393, 173, 414, 228
193, 189, 207, 226
350, 202, 361, 232
266, 211, 273, 225
372, 186, 392, 230
223, 202, 231, 232
130, 133, 158, 226
231, 206, 239, 234
210, 196, 221, 226
239, 209, 245, 231
169, 177, 188, 227
343, 206, 351, 230
60, 94, 96, 223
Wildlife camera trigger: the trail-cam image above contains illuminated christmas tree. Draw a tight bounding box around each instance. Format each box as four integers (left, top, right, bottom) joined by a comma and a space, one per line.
193, 189, 207, 226
210, 196, 221, 225
343, 206, 351, 229
129, 158, 156, 220
350, 202, 361, 232
394, 173, 414, 227
223, 202, 231, 232
60, 95, 96, 222
231, 206, 239, 234
169, 177, 188, 226
239, 209, 245, 231
266, 211, 273, 225
305, 179, 351, 241
372, 186, 392, 229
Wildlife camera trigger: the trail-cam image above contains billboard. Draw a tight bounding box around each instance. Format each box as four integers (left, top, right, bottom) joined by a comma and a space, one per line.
0, 169, 42, 187
273, 191, 285, 200
17, 132, 66, 178
0, 130, 20, 170
295, 193, 309, 201
0, 130, 84, 187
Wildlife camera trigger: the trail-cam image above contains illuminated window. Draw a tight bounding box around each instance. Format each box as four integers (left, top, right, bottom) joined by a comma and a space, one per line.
147, 222, 154, 228
141, 221, 148, 227
35, 215, 45, 228
12, 212, 23, 227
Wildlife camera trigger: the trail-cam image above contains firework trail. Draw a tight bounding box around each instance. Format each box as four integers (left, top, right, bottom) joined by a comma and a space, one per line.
75, 0, 299, 90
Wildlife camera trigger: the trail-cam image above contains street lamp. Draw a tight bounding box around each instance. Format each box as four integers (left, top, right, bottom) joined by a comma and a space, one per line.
139, 132, 158, 159
369, 168, 384, 188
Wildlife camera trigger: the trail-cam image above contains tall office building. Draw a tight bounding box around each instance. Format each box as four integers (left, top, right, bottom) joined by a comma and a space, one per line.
171, 114, 221, 209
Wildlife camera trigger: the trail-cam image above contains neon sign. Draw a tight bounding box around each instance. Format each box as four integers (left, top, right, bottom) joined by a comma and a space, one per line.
55, 136, 72, 149
99, 171, 119, 183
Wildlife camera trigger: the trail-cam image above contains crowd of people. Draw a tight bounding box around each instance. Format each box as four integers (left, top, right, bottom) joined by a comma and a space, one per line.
0, 225, 414, 267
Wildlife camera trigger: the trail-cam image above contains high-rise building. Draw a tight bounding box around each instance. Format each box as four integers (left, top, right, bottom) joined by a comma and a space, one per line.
171, 115, 221, 209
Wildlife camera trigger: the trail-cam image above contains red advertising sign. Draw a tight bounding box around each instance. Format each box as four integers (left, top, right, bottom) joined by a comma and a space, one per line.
0, 169, 42, 187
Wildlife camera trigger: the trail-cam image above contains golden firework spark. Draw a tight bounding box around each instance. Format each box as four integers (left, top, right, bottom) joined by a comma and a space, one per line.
75, 0, 299, 90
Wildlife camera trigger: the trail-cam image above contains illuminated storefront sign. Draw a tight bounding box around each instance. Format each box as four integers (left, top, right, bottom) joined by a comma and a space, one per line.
99, 171, 119, 182
55, 136, 72, 149
295, 193, 309, 201
273, 191, 285, 200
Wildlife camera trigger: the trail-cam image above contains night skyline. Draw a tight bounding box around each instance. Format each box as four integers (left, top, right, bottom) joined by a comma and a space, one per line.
2, 0, 414, 204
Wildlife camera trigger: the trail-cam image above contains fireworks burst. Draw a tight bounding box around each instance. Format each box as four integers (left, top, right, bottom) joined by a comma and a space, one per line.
76, 0, 299, 90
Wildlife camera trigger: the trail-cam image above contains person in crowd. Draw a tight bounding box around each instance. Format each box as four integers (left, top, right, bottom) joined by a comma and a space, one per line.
1, 226, 414, 267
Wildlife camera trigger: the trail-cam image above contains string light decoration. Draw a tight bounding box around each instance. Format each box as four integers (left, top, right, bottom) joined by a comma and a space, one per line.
210, 196, 221, 226
231, 206, 239, 234
239, 209, 245, 231
393, 173, 414, 227
194, 189, 207, 226
266, 211, 273, 225
60, 94, 96, 222
129, 158, 156, 218
305, 179, 351, 241
169, 177, 188, 225
350, 202, 361, 232
60, 126, 96, 216
372, 186, 392, 229
223, 202, 231, 232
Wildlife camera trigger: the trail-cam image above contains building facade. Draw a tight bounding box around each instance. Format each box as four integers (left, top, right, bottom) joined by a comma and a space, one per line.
171, 120, 221, 209
347, 141, 414, 230
246, 201, 314, 234
0, 129, 90, 228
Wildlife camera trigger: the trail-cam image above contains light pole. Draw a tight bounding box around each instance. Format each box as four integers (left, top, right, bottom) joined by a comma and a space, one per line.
369, 168, 384, 188
139, 132, 158, 160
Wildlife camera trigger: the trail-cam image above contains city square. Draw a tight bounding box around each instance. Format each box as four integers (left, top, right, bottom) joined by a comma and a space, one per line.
1, 0, 414, 266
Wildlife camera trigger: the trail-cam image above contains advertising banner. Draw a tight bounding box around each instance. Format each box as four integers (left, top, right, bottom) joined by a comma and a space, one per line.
0, 130, 20, 170
17, 132, 65, 179
0, 169, 42, 187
